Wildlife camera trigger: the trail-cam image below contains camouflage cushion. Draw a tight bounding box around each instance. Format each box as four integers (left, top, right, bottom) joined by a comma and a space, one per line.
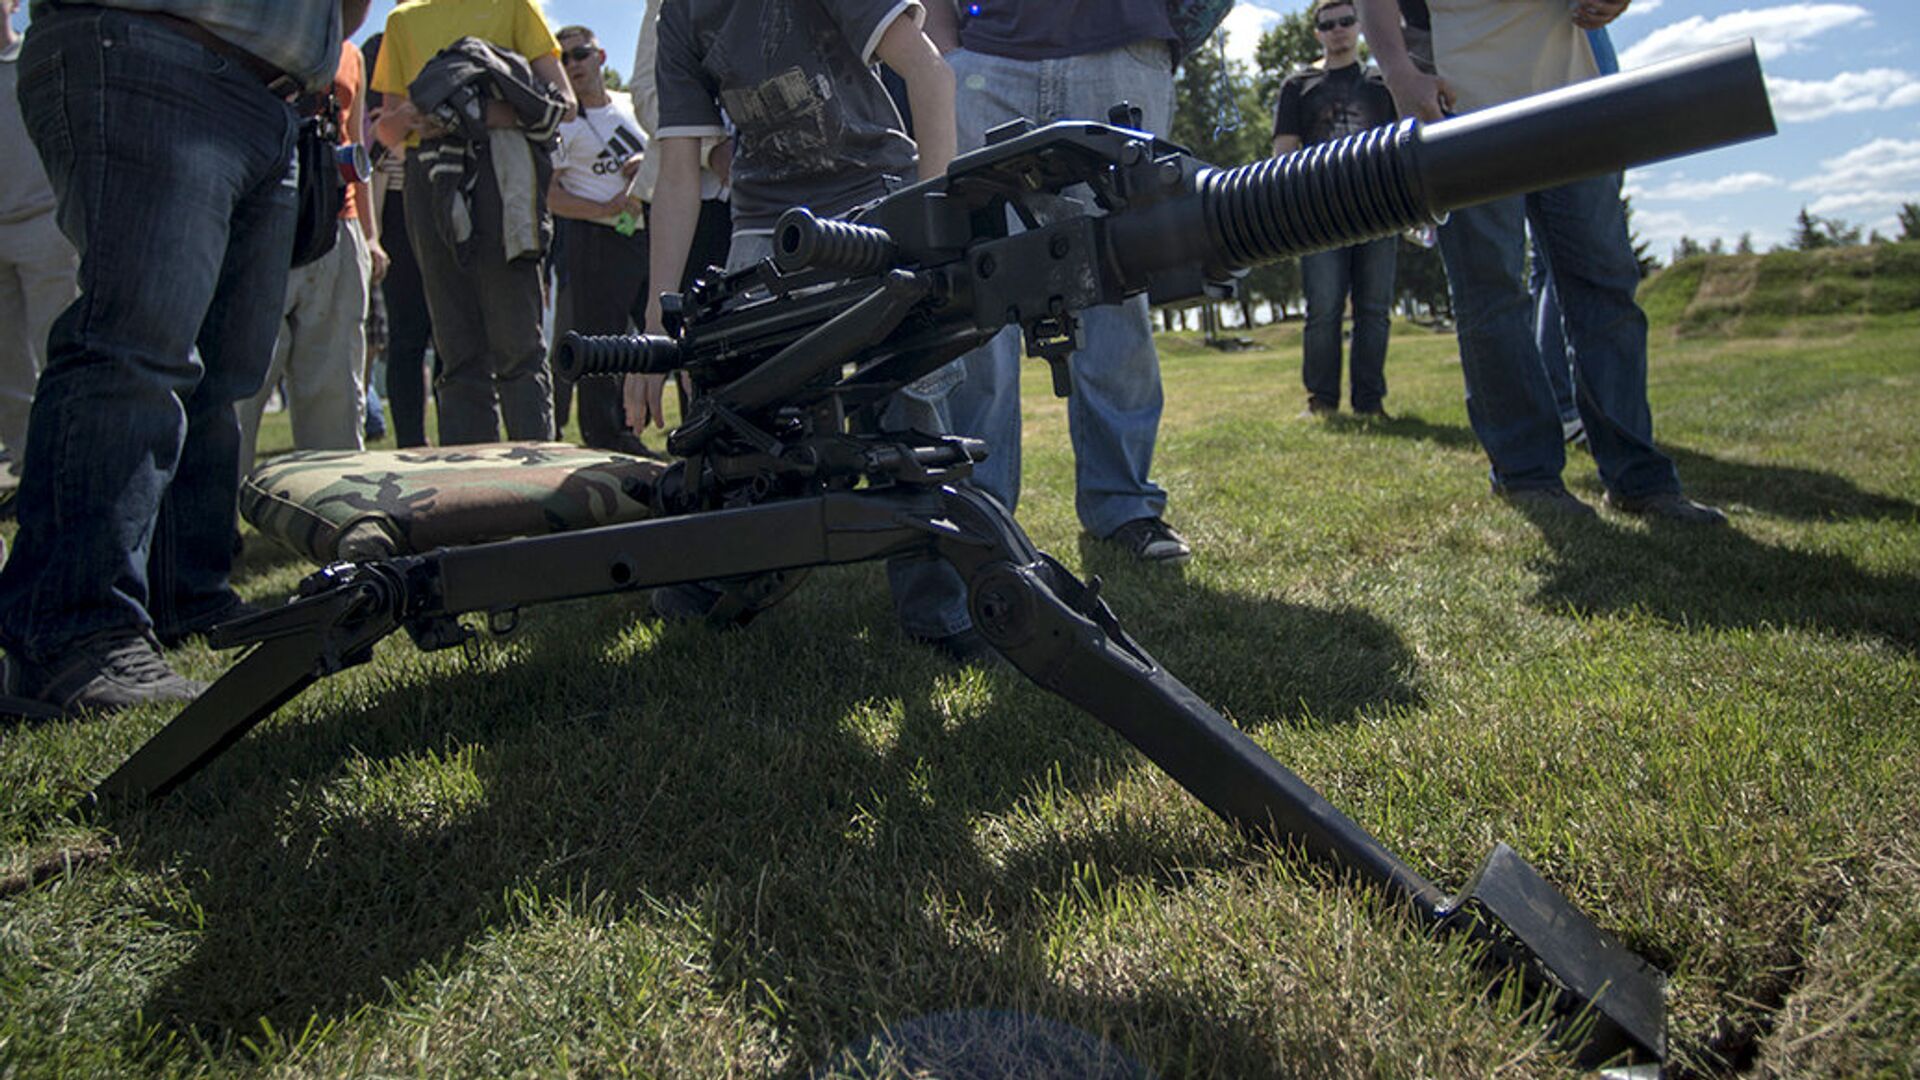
241, 443, 666, 563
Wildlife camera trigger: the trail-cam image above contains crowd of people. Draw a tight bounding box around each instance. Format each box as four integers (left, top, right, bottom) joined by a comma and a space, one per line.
0, 0, 1721, 719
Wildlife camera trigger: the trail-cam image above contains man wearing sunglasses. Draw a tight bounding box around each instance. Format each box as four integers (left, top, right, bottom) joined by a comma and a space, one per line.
1271, 0, 1400, 420
547, 24, 651, 454
1356, 0, 1725, 525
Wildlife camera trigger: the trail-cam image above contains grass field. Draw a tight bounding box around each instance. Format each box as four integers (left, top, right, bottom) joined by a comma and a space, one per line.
2, 249, 1917, 1077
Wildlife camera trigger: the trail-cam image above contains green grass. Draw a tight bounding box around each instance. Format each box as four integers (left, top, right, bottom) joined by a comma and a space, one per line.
3, 271, 1917, 1077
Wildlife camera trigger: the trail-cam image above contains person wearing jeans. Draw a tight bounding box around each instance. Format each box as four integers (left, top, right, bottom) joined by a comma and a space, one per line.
1357, 0, 1724, 523
923, 2, 1191, 564
0, 2, 344, 718
0, 0, 79, 484
1272, 0, 1400, 418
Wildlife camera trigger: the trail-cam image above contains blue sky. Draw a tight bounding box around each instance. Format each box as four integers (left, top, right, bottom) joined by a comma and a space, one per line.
17, 1, 1895, 262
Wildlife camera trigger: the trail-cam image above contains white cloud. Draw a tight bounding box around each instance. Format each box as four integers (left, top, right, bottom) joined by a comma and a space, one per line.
1622, 0, 1665, 16
1784, 138, 1920, 234
1629, 207, 1777, 259
1766, 68, 1920, 123
1617, 4, 1871, 70
1634, 171, 1783, 199
1219, 3, 1284, 70
1790, 137, 1920, 193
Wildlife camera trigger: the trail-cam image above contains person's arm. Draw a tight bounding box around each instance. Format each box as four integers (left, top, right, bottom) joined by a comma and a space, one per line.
1572, 0, 1629, 31
529, 52, 578, 120
547, 172, 628, 222
626, 136, 703, 432
346, 62, 387, 281
1270, 76, 1303, 158
874, 11, 955, 180
1354, 0, 1452, 120
921, 0, 960, 54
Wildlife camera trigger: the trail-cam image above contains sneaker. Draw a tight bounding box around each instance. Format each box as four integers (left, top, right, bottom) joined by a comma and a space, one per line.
1298, 400, 1337, 419
1498, 486, 1598, 518
1108, 517, 1193, 564
1561, 416, 1586, 446
154, 597, 265, 649
1604, 490, 1728, 526
0, 628, 207, 719
1353, 405, 1392, 420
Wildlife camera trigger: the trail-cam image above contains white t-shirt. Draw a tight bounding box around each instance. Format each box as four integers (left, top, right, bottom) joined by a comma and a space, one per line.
1428, 0, 1599, 114
553, 91, 648, 226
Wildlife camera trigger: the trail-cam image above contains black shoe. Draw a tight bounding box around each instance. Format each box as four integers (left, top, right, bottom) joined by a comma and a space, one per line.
154, 598, 265, 649
0, 629, 207, 719
912, 627, 1006, 670
1107, 517, 1193, 564
1498, 486, 1598, 518
1353, 405, 1392, 420
1298, 400, 1337, 419
1604, 490, 1728, 525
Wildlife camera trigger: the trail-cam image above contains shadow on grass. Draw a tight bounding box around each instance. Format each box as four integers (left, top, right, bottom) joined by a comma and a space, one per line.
100, 559, 1416, 1072
1354, 413, 1920, 524
1513, 504, 1920, 653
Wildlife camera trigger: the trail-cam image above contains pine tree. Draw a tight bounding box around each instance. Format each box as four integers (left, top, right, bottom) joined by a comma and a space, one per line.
1898, 202, 1920, 243
1621, 196, 1659, 276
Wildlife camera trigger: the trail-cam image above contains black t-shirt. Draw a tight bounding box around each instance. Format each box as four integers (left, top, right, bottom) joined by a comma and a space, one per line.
1271, 63, 1397, 147
959, 0, 1175, 61
656, 0, 920, 231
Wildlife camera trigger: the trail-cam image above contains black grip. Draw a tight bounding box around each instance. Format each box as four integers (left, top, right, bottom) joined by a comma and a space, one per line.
773, 207, 899, 275
555, 331, 684, 380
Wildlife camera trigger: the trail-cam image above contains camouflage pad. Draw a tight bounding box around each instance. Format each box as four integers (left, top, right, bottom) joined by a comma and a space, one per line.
242, 443, 666, 563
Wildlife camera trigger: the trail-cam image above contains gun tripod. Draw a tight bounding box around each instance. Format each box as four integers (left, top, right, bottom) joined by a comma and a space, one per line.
86, 457, 1664, 1066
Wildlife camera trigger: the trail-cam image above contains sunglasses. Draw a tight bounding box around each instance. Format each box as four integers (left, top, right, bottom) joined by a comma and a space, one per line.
563, 46, 598, 62
1317, 14, 1358, 30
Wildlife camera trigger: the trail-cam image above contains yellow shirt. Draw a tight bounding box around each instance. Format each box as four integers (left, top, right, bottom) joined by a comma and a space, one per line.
1428, 0, 1599, 114
370, 0, 561, 98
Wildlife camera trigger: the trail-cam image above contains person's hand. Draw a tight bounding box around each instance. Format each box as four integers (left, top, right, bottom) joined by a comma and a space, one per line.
620, 153, 643, 179
368, 240, 390, 284
1382, 63, 1455, 121
1572, 0, 1628, 30
624, 373, 668, 431
709, 139, 733, 187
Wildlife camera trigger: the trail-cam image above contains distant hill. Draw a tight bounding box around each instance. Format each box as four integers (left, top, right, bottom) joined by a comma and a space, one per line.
1640, 242, 1920, 336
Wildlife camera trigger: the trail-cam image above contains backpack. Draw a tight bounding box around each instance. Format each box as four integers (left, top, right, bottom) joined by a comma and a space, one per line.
1167, 0, 1235, 61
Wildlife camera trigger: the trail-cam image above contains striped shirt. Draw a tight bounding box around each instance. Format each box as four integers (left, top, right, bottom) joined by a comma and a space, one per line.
31, 0, 343, 90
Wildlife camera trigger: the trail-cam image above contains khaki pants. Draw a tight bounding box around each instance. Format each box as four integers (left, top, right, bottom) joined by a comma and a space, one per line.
0, 210, 80, 476
238, 219, 371, 477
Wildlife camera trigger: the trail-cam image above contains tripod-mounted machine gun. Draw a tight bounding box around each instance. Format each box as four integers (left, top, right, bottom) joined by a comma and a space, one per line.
85, 43, 1775, 1069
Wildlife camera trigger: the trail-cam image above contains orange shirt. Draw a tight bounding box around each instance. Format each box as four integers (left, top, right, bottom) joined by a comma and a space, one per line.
335, 41, 364, 221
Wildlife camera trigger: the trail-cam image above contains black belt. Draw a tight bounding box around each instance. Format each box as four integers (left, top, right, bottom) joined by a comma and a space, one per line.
112, 7, 304, 101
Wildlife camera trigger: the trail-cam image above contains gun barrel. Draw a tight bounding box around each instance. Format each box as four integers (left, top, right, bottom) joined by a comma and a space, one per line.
1116, 41, 1774, 279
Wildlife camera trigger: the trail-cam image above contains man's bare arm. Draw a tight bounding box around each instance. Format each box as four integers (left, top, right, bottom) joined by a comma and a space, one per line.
875, 11, 956, 180
1271, 134, 1301, 157
1354, 0, 1452, 120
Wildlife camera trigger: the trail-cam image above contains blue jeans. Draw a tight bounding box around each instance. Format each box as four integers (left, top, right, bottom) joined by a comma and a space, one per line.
1436, 173, 1679, 498
0, 8, 298, 657
1300, 236, 1396, 411
945, 42, 1174, 539
1528, 233, 1578, 424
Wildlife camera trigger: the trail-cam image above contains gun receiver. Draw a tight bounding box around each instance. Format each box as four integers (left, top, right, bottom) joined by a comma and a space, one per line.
92, 43, 1776, 1069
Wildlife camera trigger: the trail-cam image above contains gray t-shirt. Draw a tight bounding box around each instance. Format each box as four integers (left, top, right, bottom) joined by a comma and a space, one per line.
958, 0, 1175, 62
1, 40, 58, 225
656, 0, 922, 232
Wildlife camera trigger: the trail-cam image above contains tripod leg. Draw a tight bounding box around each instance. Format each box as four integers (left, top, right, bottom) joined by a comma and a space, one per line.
932, 485, 1665, 1066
